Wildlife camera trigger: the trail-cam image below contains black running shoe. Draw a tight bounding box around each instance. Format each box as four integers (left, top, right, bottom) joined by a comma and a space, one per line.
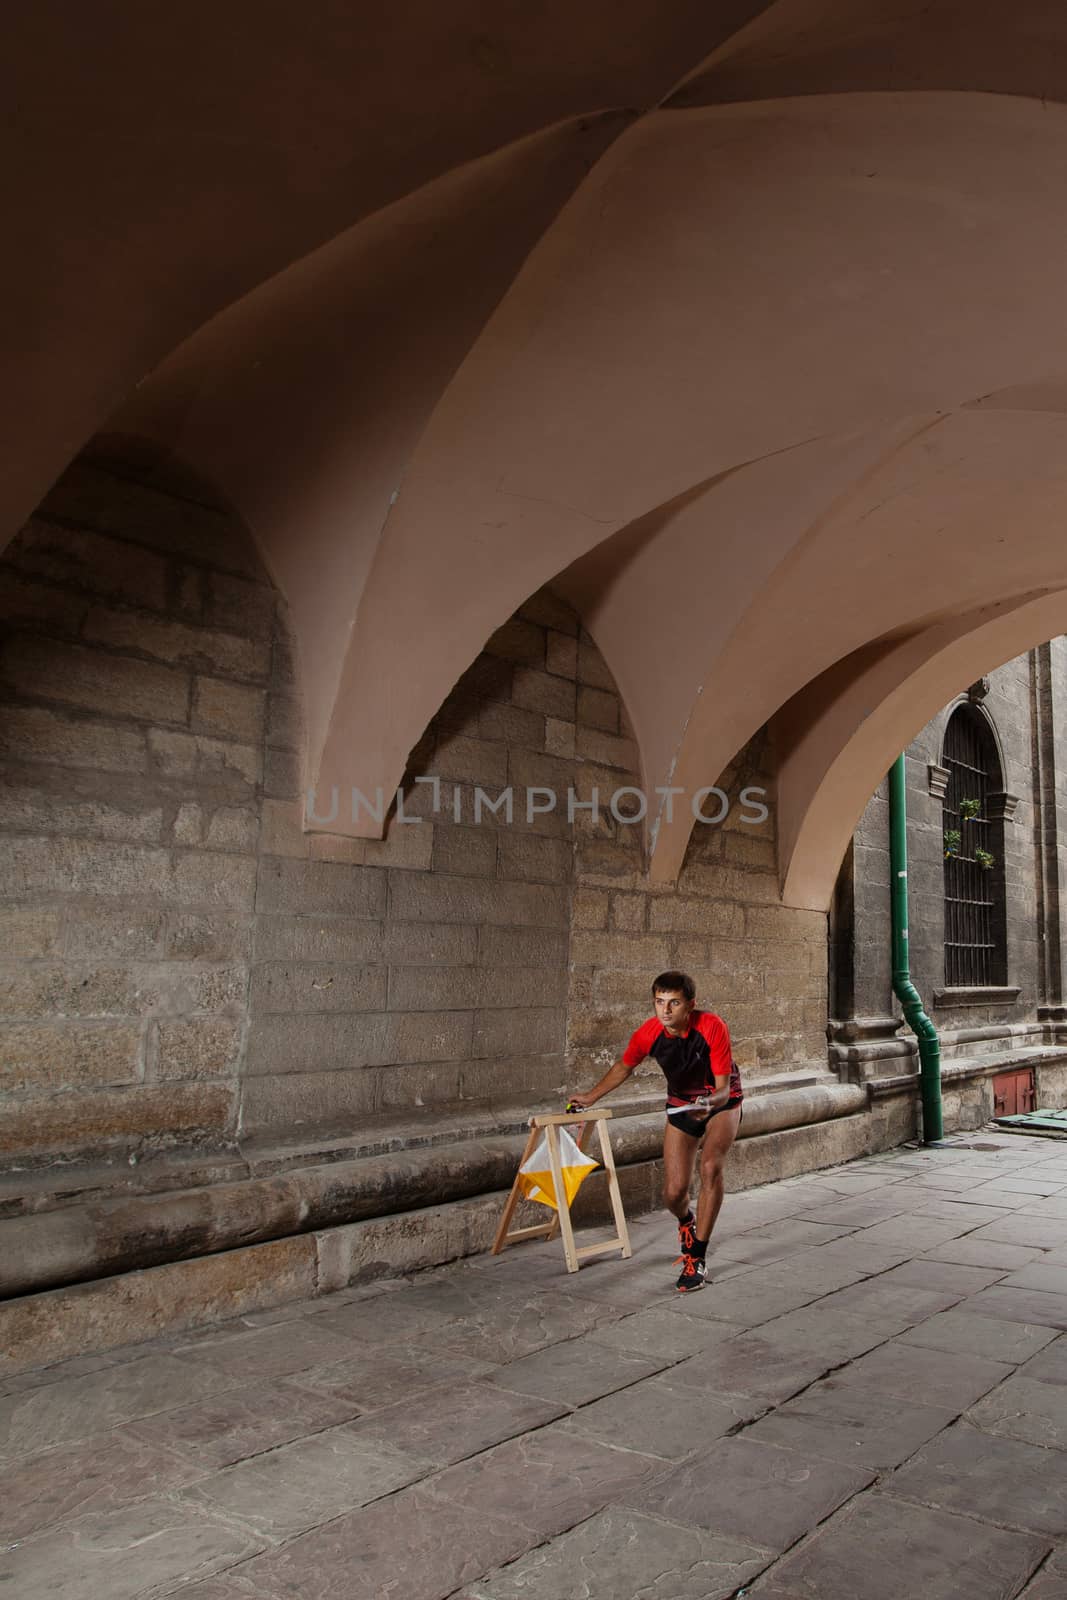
674, 1252, 706, 1293
677, 1213, 696, 1254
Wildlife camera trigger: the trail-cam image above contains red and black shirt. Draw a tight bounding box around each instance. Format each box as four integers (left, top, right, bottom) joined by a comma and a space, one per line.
622, 1009, 743, 1117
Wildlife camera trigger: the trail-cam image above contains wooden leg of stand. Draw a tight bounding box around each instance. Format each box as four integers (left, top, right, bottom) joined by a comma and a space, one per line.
597, 1118, 632, 1259
544, 1119, 592, 1244
491, 1126, 539, 1255
545, 1123, 579, 1272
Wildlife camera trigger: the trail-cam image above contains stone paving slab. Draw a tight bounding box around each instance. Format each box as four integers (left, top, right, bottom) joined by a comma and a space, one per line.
485, 1332, 668, 1407
867, 1256, 1008, 1294
738, 1301, 908, 1365
744, 1492, 1049, 1600
0, 1353, 238, 1459
623, 1433, 874, 1549
922, 1237, 1046, 1270
313, 1276, 519, 1345
171, 1320, 364, 1380
664, 1269, 827, 1328
902, 1167, 1002, 1191
802, 1275, 968, 1331
419, 1286, 629, 1362
826, 1211, 982, 1250
353, 1377, 568, 1464
968, 1216, 1067, 1249
961, 1284, 1067, 1330
713, 1217, 858, 1260
791, 1195, 918, 1228
981, 1175, 1067, 1195
584, 1303, 747, 1360
898, 1197, 1015, 1227
281, 1342, 498, 1411
0, 1497, 265, 1600
240, 1484, 530, 1600
1020, 1333, 1067, 1383
1, 1426, 208, 1542
1001, 1260, 1067, 1295
826, 1337, 1012, 1411
429, 1421, 661, 1541
896, 1307, 1060, 1364
785, 1234, 915, 1274
124, 1377, 362, 1470
457, 1505, 773, 1600
739, 1248, 876, 1298
0, 1347, 121, 1398
503, 1248, 683, 1311
817, 1161, 915, 1183
887, 1419, 1067, 1536
182, 1425, 429, 1539
664, 1328, 861, 1403
965, 1370, 1067, 1449
744, 1377, 960, 1470
559, 1372, 764, 1459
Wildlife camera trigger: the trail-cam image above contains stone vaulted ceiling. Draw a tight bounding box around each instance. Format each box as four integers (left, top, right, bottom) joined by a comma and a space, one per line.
6, 1, 1067, 908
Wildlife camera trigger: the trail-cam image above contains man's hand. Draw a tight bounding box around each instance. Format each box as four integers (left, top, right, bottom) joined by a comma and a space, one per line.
565, 1091, 597, 1111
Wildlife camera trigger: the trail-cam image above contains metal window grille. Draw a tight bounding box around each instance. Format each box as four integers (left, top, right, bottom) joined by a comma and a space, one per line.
943, 708, 1004, 986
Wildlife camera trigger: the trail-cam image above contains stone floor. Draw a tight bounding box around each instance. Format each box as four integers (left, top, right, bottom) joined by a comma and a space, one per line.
3, 1130, 1067, 1599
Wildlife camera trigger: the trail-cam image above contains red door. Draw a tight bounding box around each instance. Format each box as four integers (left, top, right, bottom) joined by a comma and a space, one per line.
993, 1069, 1036, 1117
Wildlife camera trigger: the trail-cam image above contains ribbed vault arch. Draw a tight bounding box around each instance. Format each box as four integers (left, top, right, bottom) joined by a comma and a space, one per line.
9, 8, 1067, 908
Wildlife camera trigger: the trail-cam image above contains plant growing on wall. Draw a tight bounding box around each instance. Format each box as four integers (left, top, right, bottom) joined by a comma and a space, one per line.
944, 828, 962, 859
959, 797, 982, 820
975, 847, 995, 871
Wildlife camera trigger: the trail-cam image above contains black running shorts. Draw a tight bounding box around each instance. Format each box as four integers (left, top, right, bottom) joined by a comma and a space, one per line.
668, 1098, 744, 1139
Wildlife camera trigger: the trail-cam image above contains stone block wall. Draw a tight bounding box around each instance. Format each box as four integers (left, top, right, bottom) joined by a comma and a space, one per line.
566, 725, 827, 1093
1, 449, 829, 1174
242, 590, 579, 1136
0, 457, 277, 1168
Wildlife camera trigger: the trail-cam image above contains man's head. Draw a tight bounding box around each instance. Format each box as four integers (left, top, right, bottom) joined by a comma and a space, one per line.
652, 969, 696, 1034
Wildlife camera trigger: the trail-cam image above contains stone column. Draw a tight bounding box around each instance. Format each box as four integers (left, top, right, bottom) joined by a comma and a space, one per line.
828, 776, 912, 1080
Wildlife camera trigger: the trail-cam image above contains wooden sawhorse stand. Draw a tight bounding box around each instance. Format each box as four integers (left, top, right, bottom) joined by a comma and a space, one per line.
491, 1108, 632, 1273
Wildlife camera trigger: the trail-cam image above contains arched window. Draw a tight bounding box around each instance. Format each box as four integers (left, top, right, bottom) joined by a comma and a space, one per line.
942, 705, 1007, 986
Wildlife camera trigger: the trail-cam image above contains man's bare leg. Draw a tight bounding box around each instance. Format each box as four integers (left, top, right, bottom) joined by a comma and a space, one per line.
695, 1104, 742, 1245
661, 1121, 701, 1219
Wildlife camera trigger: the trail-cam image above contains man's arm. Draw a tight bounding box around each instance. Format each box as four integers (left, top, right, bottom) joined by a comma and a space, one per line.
700, 1015, 735, 1111
567, 1056, 635, 1109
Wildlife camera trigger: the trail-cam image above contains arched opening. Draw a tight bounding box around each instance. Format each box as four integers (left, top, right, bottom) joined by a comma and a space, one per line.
941, 702, 1008, 988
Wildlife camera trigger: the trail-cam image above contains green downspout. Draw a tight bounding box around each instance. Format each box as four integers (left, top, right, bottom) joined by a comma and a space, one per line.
889, 755, 944, 1144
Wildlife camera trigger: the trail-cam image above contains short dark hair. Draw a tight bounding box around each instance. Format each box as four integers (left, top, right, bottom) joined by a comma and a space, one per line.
652, 970, 696, 1002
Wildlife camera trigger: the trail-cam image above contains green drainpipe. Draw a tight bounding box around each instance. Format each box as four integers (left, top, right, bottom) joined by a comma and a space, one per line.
889, 755, 944, 1144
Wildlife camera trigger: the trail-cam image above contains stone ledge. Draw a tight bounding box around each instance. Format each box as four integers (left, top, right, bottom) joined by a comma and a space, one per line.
933, 986, 1022, 1007
866, 1044, 1067, 1098
0, 1077, 863, 1300
0, 1106, 877, 1379
0, 1068, 834, 1218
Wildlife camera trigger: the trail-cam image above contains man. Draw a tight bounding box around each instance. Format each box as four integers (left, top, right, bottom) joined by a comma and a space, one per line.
569, 970, 742, 1292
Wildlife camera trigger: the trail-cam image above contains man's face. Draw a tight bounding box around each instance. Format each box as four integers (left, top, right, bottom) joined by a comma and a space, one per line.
654, 988, 693, 1034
